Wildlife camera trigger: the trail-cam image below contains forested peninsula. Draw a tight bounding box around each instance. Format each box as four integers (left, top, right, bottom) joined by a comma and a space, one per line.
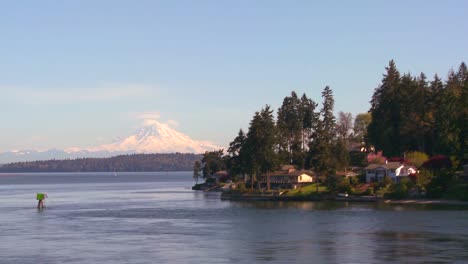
195, 60, 468, 201
0, 153, 201, 172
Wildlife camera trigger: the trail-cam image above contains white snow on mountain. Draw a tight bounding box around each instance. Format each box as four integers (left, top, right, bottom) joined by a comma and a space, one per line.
87, 120, 220, 154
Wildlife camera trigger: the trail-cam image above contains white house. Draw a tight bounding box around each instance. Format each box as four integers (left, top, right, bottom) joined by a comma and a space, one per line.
259, 167, 315, 189
285, 170, 315, 183
365, 162, 417, 183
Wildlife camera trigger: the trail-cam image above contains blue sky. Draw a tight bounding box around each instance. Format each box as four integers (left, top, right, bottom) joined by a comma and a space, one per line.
1, 0, 467, 151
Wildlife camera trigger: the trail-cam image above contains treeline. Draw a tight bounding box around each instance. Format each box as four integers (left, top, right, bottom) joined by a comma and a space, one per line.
369, 60, 467, 163
0, 153, 201, 172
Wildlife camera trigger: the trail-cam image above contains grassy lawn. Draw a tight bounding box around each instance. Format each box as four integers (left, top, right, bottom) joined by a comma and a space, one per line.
286, 183, 328, 196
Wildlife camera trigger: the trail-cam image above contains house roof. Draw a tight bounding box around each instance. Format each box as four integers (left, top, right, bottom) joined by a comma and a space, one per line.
365, 162, 416, 170
365, 164, 384, 170
263, 169, 315, 177
386, 162, 403, 169
365, 162, 401, 170
288, 170, 315, 177
214, 170, 229, 176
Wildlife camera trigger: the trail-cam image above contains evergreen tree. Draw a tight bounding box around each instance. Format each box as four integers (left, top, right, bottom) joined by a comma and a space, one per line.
456, 63, 468, 164
308, 86, 336, 180
415, 72, 429, 151
201, 150, 225, 179
277, 91, 302, 166
368, 60, 467, 165
428, 74, 445, 155
227, 129, 247, 182
368, 60, 402, 157
437, 70, 461, 158
321, 86, 336, 146
300, 93, 319, 152
398, 73, 423, 152
276, 92, 320, 169
245, 105, 278, 190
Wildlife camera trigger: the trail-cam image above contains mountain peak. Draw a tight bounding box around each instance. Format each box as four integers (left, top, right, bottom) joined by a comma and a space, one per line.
91, 121, 221, 154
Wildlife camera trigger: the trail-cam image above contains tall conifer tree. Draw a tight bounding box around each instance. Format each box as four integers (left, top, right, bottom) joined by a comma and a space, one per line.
277, 91, 302, 166
309, 86, 336, 178
368, 60, 402, 157
245, 105, 278, 189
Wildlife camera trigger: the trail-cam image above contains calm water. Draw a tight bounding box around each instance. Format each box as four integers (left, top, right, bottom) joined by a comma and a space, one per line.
1, 172, 468, 264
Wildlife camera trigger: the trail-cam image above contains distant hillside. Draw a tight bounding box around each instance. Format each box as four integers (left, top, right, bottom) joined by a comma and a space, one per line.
0, 153, 201, 172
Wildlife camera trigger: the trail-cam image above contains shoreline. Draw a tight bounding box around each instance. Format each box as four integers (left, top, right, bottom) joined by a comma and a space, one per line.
220, 193, 468, 205
382, 199, 468, 205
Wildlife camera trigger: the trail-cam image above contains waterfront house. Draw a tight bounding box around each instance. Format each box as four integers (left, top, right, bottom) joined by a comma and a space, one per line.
213, 170, 230, 183
365, 162, 417, 183
258, 166, 315, 189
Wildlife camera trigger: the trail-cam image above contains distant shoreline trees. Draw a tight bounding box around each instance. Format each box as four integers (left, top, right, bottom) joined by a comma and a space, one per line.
0, 153, 202, 172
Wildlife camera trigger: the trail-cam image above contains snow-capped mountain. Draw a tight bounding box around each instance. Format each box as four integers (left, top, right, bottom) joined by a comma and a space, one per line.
88, 120, 220, 154
0, 121, 222, 164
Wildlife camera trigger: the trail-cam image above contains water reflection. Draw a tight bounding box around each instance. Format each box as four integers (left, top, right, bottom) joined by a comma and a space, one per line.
225, 200, 468, 263
229, 200, 352, 210
371, 231, 468, 263
230, 200, 468, 212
